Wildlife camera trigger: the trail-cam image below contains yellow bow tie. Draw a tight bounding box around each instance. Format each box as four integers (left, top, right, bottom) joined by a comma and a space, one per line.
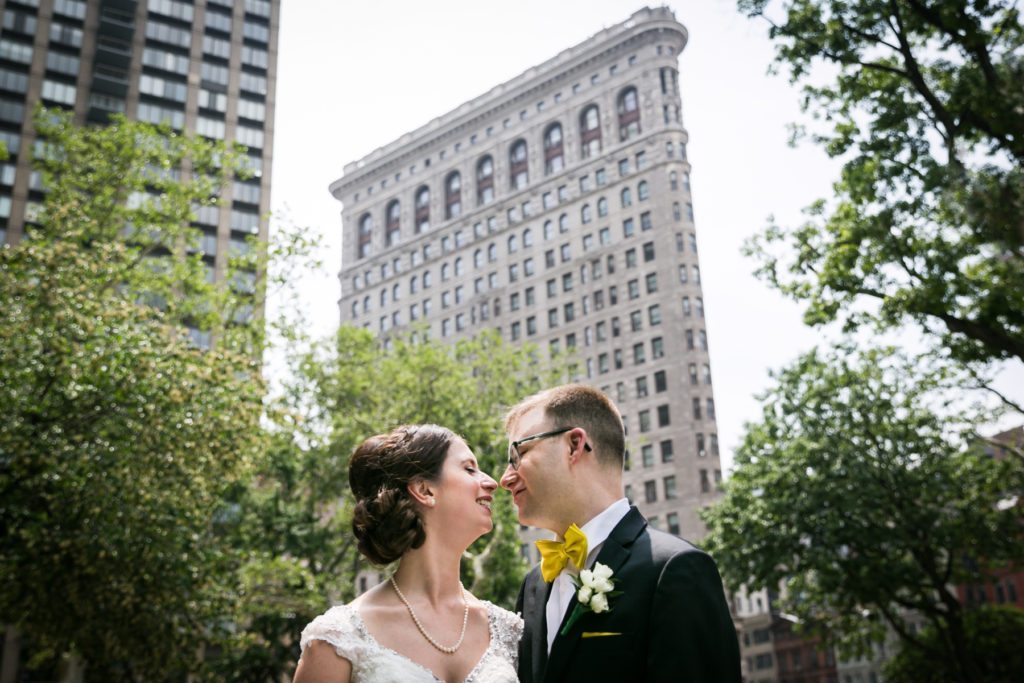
536, 524, 588, 582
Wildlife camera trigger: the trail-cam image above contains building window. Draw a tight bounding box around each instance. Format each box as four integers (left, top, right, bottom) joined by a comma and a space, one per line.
510, 139, 528, 189
642, 444, 654, 467
617, 86, 640, 141
657, 404, 670, 427
544, 122, 564, 174
660, 439, 673, 462
385, 199, 401, 246
700, 469, 711, 493
664, 475, 677, 499
654, 370, 667, 392
415, 185, 430, 233
581, 204, 592, 224
649, 304, 662, 326
580, 104, 602, 158
476, 155, 494, 205
621, 187, 632, 207
644, 480, 657, 503
358, 213, 373, 259
638, 180, 649, 200
667, 512, 680, 536
597, 196, 608, 217
445, 172, 461, 219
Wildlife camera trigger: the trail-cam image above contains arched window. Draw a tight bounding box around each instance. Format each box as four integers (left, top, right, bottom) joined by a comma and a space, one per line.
509, 139, 528, 190
441, 262, 450, 281
385, 199, 401, 246
508, 234, 518, 253
581, 204, 592, 224
597, 197, 608, 217
423, 270, 432, 288
580, 104, 601, 159
392, 283, 400, 301
543, 123, 564, 175
522, 227, 533, 247
357, 213, 373, 259
476, 155, 494, 205
445, 172, 461, 219
543, 220, 554, 240
473, 248, 483, 269
638, 180, 649, 201
617, 87, 640, 141
454, 257, 464, 276
363, 294, 370, 311
410, 275, 418, 294
415, 185, 430, 233
380, 288, 387, 307
351, 300, 359, 317
488, 243, 497, 261
621, 187, 632, 208
669, 171, 678, 191
558, 213, 569, 233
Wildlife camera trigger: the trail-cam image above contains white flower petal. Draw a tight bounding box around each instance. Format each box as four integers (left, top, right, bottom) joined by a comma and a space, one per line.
580, 569, 596, 588
577, 586, 592, 603
590, 593, 609, 613
592, 563, 613, 580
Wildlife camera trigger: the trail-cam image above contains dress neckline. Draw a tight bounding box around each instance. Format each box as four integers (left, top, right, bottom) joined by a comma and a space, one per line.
348, 601, 498, 683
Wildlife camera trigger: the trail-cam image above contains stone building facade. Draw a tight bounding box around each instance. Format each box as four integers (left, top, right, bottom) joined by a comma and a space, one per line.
331, 6, 722, 556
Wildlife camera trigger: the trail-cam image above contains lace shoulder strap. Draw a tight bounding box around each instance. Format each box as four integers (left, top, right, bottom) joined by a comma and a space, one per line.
486, 602, 525, 661
299, 604, 369, 666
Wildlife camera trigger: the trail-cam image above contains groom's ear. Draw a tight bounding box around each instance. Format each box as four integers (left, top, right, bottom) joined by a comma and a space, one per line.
567, 428, 591, 463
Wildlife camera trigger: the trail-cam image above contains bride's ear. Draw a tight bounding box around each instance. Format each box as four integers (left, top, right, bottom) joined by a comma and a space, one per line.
407, 480, 436, 508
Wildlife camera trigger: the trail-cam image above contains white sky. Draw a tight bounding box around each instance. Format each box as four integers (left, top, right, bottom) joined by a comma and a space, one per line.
267, 0, 1021, 472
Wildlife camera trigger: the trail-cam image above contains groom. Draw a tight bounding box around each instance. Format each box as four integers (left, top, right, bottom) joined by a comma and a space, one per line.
500, 384, 740, 682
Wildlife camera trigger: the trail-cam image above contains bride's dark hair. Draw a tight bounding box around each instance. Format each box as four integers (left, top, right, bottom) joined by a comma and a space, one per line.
349, 424, 455, 565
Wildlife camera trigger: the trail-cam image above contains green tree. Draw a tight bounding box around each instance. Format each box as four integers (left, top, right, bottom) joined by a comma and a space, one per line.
739, 0, 1024, 392
703, 345, 1023, 683
0, 110, 266, 680
885, 606, 1024, 683
202, 325, 566, 682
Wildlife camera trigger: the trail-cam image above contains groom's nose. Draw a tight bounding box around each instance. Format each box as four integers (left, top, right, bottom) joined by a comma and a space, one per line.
499, 464, 517, 490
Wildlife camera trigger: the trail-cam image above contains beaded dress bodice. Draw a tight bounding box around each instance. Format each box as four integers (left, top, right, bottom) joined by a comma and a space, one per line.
299, 601, 522, 683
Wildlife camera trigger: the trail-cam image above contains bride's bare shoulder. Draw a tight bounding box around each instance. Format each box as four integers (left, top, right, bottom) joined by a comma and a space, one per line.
293, 639, 353, 683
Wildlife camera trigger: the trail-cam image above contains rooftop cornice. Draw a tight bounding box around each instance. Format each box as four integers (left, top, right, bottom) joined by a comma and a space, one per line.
329, 6, 686, 197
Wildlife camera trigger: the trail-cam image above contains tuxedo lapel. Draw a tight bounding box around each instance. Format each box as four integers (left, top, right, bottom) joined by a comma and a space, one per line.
543, 507, 648, 683
522, 569, 552, 683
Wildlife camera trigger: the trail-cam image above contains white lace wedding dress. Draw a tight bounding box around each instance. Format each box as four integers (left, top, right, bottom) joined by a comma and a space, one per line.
299, 601, 522, 682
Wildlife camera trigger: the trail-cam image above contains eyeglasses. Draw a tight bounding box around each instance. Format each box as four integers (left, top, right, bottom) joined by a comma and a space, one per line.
507, 427, 591, 471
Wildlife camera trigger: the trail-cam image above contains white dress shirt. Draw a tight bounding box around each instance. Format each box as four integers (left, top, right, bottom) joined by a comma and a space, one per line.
545, 497, 630, 653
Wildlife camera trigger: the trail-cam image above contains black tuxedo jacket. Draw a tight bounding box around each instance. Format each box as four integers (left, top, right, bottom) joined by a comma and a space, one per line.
515, 507, 741, 683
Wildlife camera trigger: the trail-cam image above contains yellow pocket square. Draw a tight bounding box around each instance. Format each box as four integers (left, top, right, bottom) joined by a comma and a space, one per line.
581, 631, 622, 638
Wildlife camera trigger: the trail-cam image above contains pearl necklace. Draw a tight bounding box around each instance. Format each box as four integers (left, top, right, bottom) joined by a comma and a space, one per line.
389, 575, 469, 654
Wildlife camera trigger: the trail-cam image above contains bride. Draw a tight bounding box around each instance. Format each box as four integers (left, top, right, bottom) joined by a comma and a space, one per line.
293, 424, 522, 683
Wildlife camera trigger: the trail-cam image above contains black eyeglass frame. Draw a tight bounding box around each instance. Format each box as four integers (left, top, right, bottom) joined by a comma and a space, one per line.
507, 427, 591, 470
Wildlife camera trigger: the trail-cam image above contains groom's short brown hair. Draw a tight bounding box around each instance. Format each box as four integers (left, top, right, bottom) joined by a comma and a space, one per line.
505, 383, 625, 469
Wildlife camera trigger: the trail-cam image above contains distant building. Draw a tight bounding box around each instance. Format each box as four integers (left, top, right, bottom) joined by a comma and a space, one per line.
330, 6, 724, 564
957, 425, 1024, 610
0, 0, 279, 346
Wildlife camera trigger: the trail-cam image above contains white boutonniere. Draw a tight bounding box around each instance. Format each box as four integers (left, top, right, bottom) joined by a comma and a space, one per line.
560, 562, 621, 636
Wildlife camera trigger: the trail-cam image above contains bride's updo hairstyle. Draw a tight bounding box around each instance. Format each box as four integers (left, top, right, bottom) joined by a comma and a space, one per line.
349, 424, 456, 565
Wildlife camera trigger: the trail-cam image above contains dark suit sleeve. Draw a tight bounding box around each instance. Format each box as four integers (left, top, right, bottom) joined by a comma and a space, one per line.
647, 550, 741, 682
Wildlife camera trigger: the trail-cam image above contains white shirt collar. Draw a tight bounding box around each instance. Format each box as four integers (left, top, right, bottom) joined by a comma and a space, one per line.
578, 497, 630, 560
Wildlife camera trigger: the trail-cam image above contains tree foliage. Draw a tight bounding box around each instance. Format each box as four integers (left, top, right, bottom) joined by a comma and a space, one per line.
0, 110, 266, 680
201, 325, 565, 682
739, 0, 1024, 381
703, 345, 1023, 682
885, 606, 1024, 683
